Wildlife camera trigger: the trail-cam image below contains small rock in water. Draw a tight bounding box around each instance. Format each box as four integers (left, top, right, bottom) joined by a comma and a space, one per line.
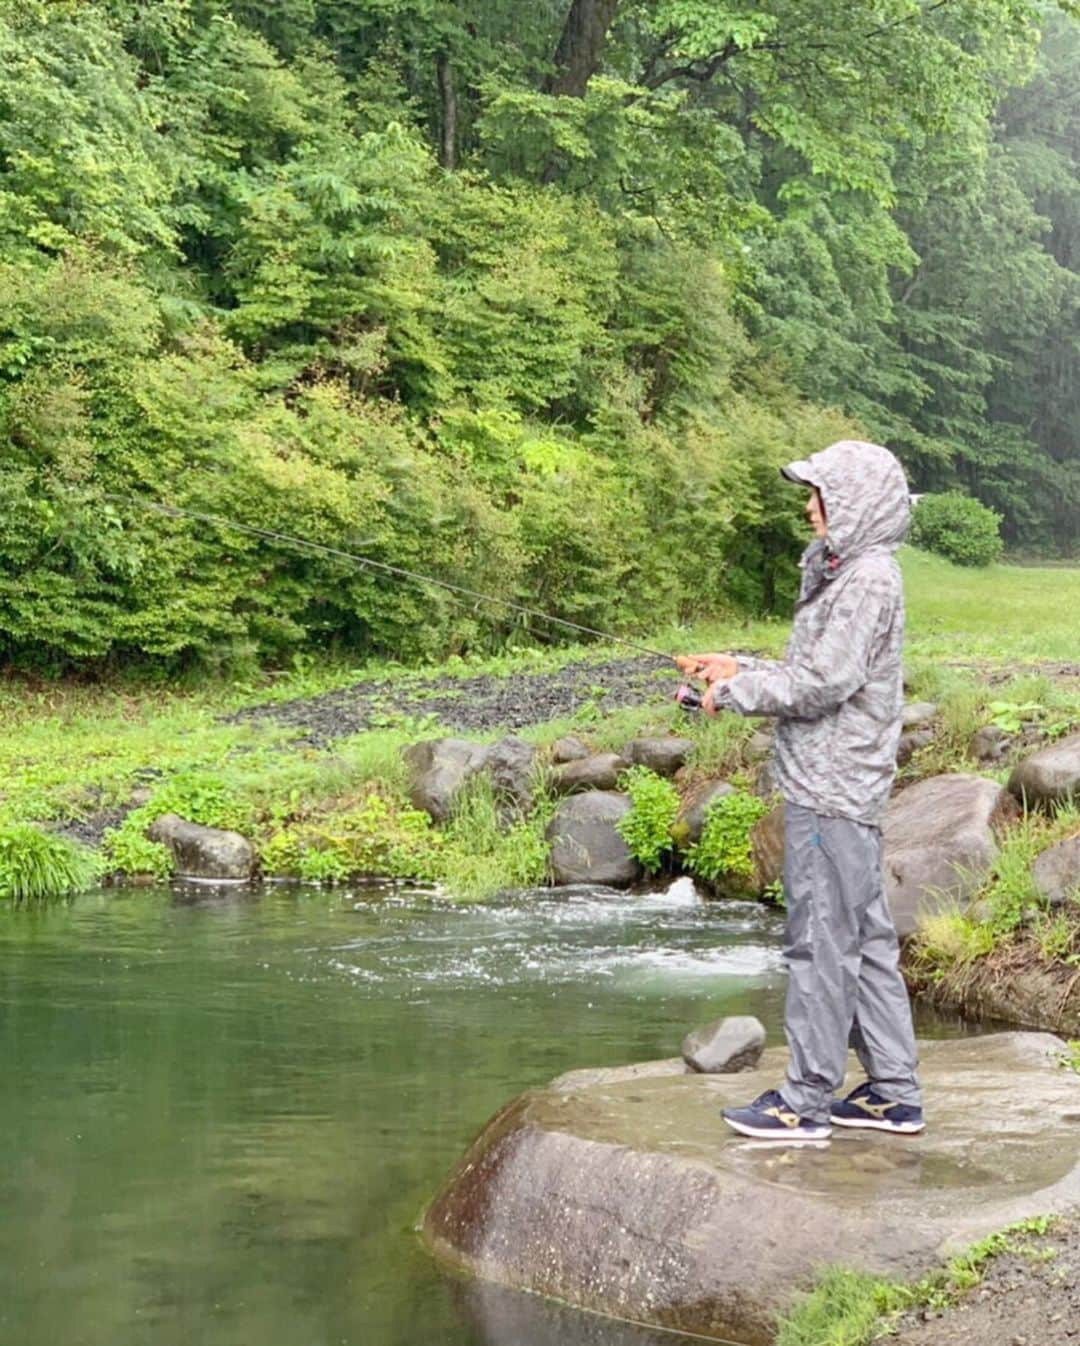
147, 814, 255, 881
681, 1015, 766, 1074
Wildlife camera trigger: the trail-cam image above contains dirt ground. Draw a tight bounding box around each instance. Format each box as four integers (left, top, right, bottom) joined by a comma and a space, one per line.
888, 1216, 1080, 1346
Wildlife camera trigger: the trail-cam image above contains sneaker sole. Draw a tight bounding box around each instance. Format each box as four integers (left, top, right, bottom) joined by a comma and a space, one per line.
831, 1115, 925, 1134
723, 1115, 832, 1141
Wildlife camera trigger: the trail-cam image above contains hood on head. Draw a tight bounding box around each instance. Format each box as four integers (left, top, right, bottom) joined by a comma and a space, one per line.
782, 440, 910, 558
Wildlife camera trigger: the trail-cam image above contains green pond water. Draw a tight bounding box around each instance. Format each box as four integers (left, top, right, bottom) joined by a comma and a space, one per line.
0, 880, 962, 1346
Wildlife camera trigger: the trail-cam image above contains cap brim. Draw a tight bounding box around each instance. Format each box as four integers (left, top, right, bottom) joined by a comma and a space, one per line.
780, 460, 815, 485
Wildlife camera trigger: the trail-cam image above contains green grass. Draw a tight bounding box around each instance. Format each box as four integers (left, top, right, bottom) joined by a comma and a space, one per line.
902, 549, 1080, 662
0, 545, 1077, 898
776, 1218, 1057, 1346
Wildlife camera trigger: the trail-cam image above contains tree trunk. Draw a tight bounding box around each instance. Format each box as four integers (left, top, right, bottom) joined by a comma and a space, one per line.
545, 0, 621, 98
437, 52, 457, 170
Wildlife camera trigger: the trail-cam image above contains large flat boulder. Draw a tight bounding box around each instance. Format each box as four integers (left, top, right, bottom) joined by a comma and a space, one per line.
1009, 732, 1080, 809
546, 791, 642, 888
423, 1035, 1080, 1346
884, 774, 1019, 938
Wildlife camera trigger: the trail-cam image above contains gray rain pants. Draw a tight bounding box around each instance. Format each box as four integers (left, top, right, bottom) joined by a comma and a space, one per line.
780, 803, 922, 1124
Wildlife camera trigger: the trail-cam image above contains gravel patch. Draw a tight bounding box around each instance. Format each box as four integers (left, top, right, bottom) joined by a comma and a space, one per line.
890, 1217, 1080, 1346
224, 655, 680, 746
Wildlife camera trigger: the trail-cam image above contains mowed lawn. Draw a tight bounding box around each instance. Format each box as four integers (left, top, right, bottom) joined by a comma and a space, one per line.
901, 549, 1080, 663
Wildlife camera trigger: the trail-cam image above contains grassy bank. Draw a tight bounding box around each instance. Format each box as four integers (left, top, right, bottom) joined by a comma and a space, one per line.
776, 1217, 1062, 1346
1, 550, 1078, 904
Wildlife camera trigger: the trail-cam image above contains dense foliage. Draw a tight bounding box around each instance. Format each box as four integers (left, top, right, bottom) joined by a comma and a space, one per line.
909, 493, 1005, 567
1, 0, 1077, 671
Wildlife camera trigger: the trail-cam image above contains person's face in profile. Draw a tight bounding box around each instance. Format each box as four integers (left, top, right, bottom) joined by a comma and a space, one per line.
805, 487, 827, 539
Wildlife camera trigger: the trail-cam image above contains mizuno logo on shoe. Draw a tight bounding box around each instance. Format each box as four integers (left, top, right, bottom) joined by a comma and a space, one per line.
764, 1106, 800, 1129
854, 1098, 895, 1118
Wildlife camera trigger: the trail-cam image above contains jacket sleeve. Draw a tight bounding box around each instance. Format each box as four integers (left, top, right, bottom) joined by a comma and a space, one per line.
733, 655, 780, 673
713, 571, 895, 720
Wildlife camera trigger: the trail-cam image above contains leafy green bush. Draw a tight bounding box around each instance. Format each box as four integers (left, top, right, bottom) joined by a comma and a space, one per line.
909, 493, 1003, 568
685, 792, 769, 886
100, 827, 173, 881
616, 767, 681, 874
260, 791, 441, 883
133, 772, 257, 835
0, 824, 101, 901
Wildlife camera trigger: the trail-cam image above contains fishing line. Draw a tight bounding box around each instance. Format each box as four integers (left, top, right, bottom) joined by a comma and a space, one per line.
96, 493, 675, 663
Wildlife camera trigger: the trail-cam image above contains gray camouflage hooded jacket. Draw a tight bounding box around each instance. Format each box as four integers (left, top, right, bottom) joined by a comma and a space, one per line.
713, 439, 910, 826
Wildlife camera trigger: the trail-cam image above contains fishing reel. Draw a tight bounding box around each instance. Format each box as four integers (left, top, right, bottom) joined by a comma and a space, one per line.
674, 683, 705, 712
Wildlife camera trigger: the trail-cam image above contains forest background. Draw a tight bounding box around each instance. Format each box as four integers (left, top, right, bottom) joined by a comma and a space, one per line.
1, 0, 1079, 676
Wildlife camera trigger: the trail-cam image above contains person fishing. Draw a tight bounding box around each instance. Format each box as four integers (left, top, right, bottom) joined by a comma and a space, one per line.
676, 439, 924, 1142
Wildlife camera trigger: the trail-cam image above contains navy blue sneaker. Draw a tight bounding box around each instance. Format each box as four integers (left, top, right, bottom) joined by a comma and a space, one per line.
831, 1082, 925, 1134
722, 1089, 832, 1141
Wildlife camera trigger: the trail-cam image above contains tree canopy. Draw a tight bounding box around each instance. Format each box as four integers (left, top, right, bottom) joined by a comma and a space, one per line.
0, 0, 1076, 670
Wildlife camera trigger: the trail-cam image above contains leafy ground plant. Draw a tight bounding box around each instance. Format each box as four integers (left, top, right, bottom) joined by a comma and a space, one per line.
616, 766, 681, 874
0, 824, 101, 901
685, 791, 769, 887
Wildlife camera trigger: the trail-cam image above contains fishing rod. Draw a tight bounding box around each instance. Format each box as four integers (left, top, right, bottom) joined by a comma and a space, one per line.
96, 493, 679, 664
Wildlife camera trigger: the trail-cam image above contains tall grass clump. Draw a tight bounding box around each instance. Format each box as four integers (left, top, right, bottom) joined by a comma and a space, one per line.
908, 909, 996, 977
683, 710, 758, 779
775, 1267, 903, 1346
438, 777, 554, 901
0, 824, 101, 901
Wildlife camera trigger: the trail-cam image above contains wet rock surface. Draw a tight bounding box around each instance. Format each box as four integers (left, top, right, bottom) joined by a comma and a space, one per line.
423, 1034, 1080, 1346
550, 753, 629, 796
682, 1015, 766, 1073
672, 780, 735, 847
1009, 731, 1080, 809
750, 803, 786, 890
884, 774, 1020, 938
484, 736, 539, 817
550, 735, 591, 764
146, 814, 255, 881
623, 736, 695, 777
403, 737, 489, 822
546, 791, 642, 887
1033, 835, 1080, 908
